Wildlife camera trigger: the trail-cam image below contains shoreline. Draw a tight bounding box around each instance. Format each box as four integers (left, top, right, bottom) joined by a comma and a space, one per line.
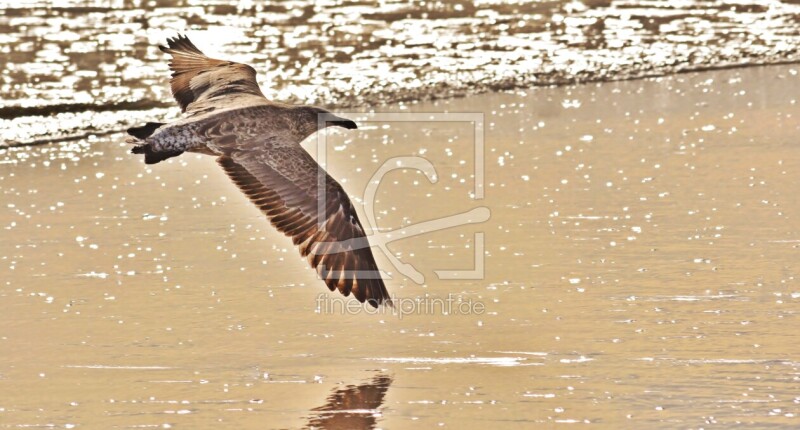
3, 60, 799, 149
4, 0, 800, 147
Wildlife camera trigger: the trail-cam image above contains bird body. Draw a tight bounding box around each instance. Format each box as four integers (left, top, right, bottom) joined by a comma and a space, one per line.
136, 104, 301, 159
127, 35, 391, 307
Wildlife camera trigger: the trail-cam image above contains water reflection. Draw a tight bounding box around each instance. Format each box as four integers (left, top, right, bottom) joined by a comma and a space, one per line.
307, 374, 393, 430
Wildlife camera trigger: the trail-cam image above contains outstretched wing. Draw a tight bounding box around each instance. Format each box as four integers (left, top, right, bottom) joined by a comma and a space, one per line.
159, 35, 268, 114
217, 144, 391, 307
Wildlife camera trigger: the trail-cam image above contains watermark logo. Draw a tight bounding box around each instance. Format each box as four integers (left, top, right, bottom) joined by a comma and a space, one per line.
315, 112, 489, 284
316, 293, 485, 319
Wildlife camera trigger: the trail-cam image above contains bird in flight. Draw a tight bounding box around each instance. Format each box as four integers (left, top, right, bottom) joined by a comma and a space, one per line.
127, 35, 391, 307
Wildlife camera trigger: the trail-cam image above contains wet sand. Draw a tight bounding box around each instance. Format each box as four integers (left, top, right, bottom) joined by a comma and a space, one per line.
1, 64, 800, 428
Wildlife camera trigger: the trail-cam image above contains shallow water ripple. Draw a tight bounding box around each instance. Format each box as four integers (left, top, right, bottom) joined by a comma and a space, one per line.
2, 0, 800, 145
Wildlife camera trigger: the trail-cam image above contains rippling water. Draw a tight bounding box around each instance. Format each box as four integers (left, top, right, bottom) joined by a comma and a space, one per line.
1, 63, 799, 429
2, 2, 800, 429
2, 0, 800, 145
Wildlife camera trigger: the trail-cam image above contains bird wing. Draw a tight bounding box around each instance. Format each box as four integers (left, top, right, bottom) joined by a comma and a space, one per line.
216, 142, 391, 307
159, 35, 269, 115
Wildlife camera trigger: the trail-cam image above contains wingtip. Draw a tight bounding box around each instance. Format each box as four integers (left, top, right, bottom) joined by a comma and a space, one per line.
166, 33, 186, 44
366, 296, 393, 309
160, 34, 178, 52
160, 33, 198, 54
363, 277, 393, 309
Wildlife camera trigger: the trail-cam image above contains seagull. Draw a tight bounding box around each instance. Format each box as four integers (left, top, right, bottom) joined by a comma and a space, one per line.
126, 35, 391, 307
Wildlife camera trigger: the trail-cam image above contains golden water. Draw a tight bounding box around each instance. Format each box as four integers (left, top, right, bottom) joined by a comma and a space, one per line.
1, 65, 799, 428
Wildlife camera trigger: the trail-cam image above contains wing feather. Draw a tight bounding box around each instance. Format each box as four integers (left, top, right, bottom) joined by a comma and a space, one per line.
159, 34, 268, 114
217, 149, 391, 307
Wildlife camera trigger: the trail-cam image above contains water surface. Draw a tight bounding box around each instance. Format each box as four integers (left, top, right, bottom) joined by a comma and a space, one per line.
1, 64, 799, 428
3, 0, 800, 145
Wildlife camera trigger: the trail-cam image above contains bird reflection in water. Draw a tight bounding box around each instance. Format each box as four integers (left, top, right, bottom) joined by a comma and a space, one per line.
307, 374, 393, 429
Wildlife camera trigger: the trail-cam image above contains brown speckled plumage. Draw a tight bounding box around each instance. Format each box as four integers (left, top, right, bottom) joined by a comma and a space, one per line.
127, 35, 390, 307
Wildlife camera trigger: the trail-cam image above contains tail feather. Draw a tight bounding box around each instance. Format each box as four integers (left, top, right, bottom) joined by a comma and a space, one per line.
127, 122, 182, 164
127, 122, 165, 139
130, 144, 184, 165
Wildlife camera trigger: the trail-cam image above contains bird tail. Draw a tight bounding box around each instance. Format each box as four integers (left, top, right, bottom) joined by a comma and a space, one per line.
127, 122, 165, 139
126, 122, 183, 165
129, 143, 184, 165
